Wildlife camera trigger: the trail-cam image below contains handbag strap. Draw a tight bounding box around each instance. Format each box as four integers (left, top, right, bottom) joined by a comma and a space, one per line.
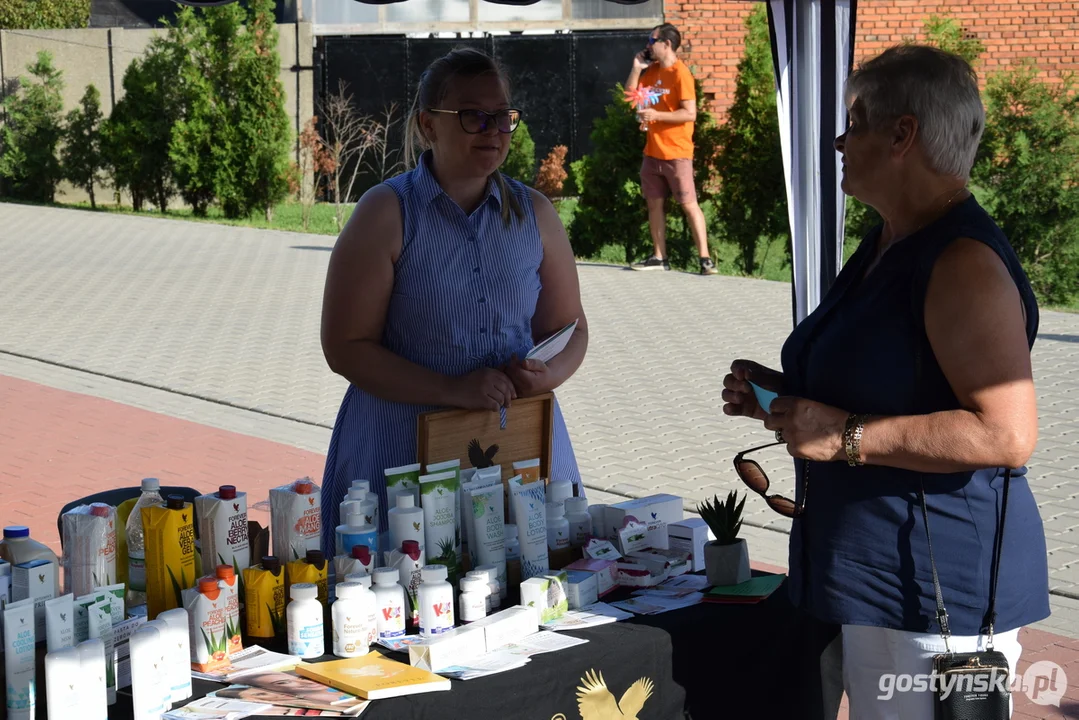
919, 468, 1011, 650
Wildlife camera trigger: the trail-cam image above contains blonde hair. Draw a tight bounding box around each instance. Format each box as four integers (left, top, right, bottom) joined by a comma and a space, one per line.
404, 47, 525, 226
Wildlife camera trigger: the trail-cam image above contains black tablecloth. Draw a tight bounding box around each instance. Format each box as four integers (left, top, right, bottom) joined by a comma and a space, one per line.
9, 572, 839, 720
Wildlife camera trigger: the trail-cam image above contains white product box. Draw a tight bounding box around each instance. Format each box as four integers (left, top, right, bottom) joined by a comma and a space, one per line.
564, 558, 617, 598
616, 561, 669, 588
668, 518, 712, 573
605, 495, 683, 540
470, 606, 539, 652
519, 573, 568, 624
614, 519, 668, 555
627, 549, 690, 577
409, 627, 487, 672
564, 571, 598, 610
582, 538, 621, 562
13, 559, 57, 640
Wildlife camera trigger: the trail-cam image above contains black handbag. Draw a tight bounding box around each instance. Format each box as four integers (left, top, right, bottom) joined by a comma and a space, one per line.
920, 469, 1013, 720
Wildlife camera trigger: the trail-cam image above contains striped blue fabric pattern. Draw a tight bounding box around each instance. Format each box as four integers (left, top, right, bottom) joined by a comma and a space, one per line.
320, 151, 583, 556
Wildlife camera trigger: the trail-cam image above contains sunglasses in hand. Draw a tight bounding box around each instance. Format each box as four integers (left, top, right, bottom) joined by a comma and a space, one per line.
734, 441, 807, 518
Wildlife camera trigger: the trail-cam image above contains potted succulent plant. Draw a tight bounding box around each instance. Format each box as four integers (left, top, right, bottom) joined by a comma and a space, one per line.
697, 490, 751, 587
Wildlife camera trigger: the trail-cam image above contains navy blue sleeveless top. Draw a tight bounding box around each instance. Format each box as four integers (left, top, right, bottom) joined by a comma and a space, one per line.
780, 195, 1050, 635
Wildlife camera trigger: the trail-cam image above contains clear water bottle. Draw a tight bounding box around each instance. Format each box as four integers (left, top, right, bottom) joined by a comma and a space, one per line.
126, 477, 164, 606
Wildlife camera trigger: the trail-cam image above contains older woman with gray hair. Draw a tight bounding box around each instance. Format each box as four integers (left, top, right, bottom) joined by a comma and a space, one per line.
722, 45, 1049, 717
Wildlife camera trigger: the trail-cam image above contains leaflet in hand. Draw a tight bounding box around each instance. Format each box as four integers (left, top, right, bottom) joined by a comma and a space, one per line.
525, 319, 578, 363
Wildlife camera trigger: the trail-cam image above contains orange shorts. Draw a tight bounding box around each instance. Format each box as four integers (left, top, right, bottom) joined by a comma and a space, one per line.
640, 156, 697, 204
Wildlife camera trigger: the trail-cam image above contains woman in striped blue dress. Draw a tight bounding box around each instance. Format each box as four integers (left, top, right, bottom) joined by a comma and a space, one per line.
318, 48, 589, 553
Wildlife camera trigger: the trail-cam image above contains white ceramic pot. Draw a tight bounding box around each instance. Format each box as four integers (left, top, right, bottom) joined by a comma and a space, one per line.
704, 538, 750, 587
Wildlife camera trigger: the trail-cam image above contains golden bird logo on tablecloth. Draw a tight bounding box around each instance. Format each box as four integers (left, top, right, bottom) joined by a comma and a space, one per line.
575, 669, 654, 720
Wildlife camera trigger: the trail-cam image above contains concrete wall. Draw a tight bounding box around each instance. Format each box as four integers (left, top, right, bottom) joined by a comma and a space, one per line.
0, 23, 314, 206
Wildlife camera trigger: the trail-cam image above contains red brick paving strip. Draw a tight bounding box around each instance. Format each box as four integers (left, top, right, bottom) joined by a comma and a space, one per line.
2, 373, 1077, 717
0, 374, 324, 556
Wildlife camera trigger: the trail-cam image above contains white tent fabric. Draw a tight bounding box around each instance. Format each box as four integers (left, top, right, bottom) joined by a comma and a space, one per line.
768, 0, 857, 325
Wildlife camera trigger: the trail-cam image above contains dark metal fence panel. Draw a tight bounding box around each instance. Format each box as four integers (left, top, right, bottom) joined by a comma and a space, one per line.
317, 30, 648, 199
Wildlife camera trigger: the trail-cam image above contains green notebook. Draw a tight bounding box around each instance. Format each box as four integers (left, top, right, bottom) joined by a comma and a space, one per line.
706, 573, 786, 598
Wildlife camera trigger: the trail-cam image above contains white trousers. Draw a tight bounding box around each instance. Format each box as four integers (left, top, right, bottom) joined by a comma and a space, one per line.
841, 624, 1023, 720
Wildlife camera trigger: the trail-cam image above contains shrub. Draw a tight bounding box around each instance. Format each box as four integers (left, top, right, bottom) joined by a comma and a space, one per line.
534, 145, 568, 199
917, 14, 985, 67
0, 0, 89, 29
227, 0, 293, 220
973, 62, 1079, 305
0, 51, 65, 203
502, 120, 536, 186
712, 5, 789, 275
62, 84, 105, 208
102, 33, 186, 212
568, 84, 649, 263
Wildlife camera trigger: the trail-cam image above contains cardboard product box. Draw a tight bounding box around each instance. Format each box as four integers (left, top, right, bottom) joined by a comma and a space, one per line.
564, 571, 598, 610
13, 559, 57, 640
615, 561, 669, 588
628, 549, 690, 577
469, 606, 539, 652
614, 519, 668, 555
668, 518, 712, 573
409, 626, 487, 673
519, 573, 568, 624
564, 558, 617, 598
605, 494, 683, 540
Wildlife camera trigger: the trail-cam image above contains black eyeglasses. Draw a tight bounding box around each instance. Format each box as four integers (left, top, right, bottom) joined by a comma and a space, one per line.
733, 442, 808, 518
647, 36, 663, 45
428, 108, 522, 134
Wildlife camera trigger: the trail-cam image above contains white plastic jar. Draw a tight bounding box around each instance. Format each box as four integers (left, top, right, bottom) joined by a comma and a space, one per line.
564, 497, 592, 548
345, 573, 379, 647
371, 567, 406, 639
504, 524, 520, 560
332, 582, 371, 658
546, 501, 570, 551
458, 577, 488, 623
465, 570, 493, 612
474, 564, 503, 607
286, 583, 324, 658
417, 564, 454, 637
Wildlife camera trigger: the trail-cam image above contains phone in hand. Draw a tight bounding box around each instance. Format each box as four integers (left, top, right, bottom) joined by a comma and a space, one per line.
642, 47, 653, 62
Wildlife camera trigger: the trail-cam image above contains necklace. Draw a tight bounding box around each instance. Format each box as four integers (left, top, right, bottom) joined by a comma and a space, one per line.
875, 186, 967, 264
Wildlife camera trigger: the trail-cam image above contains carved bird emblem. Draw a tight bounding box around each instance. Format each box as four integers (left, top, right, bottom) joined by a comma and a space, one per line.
577, 670, 653, 720
468, 439, 499, 468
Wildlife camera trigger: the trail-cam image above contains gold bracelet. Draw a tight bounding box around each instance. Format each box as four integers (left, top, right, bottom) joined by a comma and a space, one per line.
844, 414, 866, 467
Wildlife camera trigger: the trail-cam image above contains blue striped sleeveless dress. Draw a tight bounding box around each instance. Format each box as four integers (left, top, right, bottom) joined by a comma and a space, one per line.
320, 151, 583, 554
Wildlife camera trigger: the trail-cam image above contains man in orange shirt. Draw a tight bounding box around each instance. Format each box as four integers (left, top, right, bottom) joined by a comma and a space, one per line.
626, 23, 716, 275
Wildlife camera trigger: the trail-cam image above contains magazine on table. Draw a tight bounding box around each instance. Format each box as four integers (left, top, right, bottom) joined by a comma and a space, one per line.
216, 669, 369, 714
208, 684, 368, 716
163, 697, 273, 719
191, 645, 299, 683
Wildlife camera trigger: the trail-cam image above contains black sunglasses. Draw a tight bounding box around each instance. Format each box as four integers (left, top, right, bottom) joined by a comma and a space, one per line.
428, 108, 522, 135
733, 441, 807, 518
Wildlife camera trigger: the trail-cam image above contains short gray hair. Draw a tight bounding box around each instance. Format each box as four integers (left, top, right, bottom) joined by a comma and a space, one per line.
845, 45, 984, 180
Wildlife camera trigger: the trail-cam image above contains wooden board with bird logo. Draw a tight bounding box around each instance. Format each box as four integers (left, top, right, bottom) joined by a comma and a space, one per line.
416, 392, 555, 488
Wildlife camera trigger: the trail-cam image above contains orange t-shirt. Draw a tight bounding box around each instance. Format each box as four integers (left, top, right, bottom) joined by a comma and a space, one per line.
639, 60, 696, 160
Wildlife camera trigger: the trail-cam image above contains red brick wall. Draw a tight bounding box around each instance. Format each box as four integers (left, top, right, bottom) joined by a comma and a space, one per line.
665, 0, 1079, 117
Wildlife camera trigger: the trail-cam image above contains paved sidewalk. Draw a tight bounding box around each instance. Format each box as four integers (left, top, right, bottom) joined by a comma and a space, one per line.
0, 373, 1075, 717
